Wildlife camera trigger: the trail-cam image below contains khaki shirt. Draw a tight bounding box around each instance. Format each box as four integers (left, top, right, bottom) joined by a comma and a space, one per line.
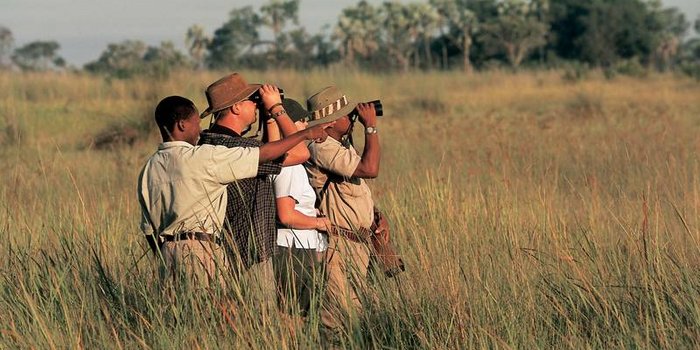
138, 141, 259, 238
306, 138, 374, 230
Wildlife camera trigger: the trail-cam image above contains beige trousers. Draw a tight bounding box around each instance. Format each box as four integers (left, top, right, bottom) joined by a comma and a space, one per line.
321, 235, 370, 330
160, 240, 228, 288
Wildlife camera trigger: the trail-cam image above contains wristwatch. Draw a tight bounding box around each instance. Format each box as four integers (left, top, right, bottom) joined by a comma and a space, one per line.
365, 126, 378, 135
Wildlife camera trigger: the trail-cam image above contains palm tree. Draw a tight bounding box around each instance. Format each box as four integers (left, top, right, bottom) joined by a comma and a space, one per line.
260, 0, 300, 63
334, 1, 381, 67
0, 26, 14, 68
430, 0, 478, 73
185, 25, 210, 70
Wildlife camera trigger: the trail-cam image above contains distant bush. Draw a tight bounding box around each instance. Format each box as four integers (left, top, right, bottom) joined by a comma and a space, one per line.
562, 62, 590, 82
84, 40, 190, 80
0, 121, 22, 146
566, 92, 604, 119
87, 103, 155, 150
409, 97, 448, 115
613, 58, 648, 78
679, 63, 700, 81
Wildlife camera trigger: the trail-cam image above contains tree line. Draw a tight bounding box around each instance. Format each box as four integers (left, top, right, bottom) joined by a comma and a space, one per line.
1, 0, 700, 78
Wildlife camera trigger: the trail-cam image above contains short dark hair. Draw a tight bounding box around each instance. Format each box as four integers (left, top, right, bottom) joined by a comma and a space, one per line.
154, 96, 197, 133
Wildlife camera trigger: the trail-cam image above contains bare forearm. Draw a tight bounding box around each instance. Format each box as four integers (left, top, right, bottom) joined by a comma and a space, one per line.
283, 142, 310, 166
353, 133, 380, 178
270, 106, 297, 137
259, 132, 307, 163
265, 121, 281, 142
278, 210, 321, 230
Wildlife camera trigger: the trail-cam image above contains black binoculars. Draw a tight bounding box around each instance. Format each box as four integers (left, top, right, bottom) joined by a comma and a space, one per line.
249, 88, 285, 104
350, 100, 383, 121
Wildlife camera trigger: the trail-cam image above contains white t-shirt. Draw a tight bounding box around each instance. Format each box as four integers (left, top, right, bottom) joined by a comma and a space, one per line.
273, 164, 328, 251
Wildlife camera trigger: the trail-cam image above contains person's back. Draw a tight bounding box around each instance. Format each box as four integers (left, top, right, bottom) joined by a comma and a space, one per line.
138, 96, 259, 287
139, 141, 258, 236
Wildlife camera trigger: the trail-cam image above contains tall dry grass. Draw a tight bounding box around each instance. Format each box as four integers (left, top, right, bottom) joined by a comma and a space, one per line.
1, 69, 699, 348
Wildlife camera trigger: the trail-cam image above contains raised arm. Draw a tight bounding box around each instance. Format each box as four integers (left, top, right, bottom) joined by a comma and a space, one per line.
259, 121, 333, 163
351, 103, 380, 178
264, 119, 310, 166
259, 85, 298, 138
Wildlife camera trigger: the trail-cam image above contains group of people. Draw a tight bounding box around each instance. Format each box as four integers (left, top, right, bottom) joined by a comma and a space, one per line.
137, 72, 395, 338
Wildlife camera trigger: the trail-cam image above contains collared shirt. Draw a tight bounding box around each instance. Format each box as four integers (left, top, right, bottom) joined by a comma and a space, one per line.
306, 137, 374, 230
198, 125, 282, 269
138, 141, 259, 238
273, 164, 328, 251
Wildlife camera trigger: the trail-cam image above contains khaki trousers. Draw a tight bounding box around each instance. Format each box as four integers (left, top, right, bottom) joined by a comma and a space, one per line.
321, 235, 370, 330
160, 240, 228, 288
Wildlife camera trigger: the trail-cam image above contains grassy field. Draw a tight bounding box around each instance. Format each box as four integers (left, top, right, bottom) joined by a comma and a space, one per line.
1, 69, 699, 348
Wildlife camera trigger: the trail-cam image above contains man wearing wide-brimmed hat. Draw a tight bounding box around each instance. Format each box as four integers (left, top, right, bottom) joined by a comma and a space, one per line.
198, 73, 322, 303
304, 86, 384, 333
137, 95, 328, 287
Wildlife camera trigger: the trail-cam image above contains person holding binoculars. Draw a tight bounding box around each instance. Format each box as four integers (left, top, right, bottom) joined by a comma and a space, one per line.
196, 73, 332, 306
303, 86, 401, 339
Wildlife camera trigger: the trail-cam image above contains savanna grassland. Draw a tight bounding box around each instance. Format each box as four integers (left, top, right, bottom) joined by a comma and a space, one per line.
1, 70, 699, 349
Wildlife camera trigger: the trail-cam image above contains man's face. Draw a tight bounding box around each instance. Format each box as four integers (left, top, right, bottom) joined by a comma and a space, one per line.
237, 99, 258, 127
331, 115, 352, 135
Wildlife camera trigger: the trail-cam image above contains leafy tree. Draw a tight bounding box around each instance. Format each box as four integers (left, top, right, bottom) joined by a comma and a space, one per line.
85, 40, 187, 79
334, 1, 382, 67
207, 6, 261, 69
259, 0, 300, 64
649, 6, 688, 70
84, 40, 147, 78
430, 0, 480, 72
12, 40, 65, 71
185, 25, 210, 70
548, 0, 659, 67
678, 15, 700, 65
0, 26, 13, 69
286, 28, 339, 69
143, 41, 190, 78
480, 0, 547, 68
410, 3, 441, 69
381, 2, 420, 72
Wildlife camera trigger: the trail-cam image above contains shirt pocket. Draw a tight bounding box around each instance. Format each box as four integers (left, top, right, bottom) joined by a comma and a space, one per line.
333, 178, 367, 199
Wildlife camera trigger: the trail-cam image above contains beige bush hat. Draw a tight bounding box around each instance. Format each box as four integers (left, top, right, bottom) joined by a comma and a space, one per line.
306, 86, 355, 124
200, 73, 261, 118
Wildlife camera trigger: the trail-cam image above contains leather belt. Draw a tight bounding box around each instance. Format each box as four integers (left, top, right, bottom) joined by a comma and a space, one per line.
326, 225, 373, 243
162, 232, 221, 245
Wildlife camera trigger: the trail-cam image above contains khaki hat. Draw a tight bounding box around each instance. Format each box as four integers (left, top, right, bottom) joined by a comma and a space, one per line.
200, 73, 261, 118
306, 86, 355, 124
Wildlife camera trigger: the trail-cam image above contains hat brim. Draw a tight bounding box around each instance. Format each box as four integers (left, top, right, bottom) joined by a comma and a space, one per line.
200, 84, 261, 118
308, 100, 356, 126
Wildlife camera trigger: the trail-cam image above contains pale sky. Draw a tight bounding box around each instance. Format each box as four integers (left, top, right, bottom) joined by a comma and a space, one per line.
2, 0, 698, 67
